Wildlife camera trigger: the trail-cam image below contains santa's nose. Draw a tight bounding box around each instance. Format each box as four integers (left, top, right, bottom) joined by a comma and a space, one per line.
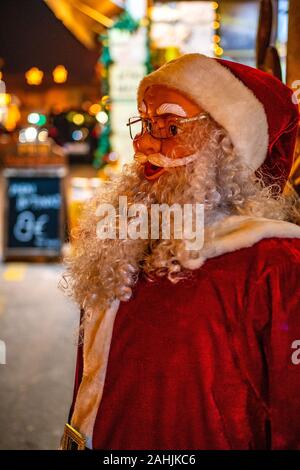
134, 132, 161, 155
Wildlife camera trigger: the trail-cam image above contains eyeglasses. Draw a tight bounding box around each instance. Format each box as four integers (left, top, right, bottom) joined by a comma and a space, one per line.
126, 113, 208, 140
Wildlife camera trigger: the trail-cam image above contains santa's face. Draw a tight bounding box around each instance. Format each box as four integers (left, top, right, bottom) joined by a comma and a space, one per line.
133, 85, 204, 180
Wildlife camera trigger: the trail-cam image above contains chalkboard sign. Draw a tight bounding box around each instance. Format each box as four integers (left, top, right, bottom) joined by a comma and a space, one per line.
3, 168, 66, 259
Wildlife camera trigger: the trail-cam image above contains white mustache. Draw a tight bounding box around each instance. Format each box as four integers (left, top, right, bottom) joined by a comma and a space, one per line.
134, 152, 199, 168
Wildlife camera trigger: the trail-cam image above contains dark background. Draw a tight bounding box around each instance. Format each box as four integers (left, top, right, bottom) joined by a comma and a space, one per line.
0, 0, 99, 84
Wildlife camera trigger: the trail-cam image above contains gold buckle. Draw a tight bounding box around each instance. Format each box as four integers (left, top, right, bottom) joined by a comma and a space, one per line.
60, 423, 86, 450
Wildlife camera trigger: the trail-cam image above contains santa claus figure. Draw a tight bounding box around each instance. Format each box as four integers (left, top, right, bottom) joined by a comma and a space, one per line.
62, 54, 300, 450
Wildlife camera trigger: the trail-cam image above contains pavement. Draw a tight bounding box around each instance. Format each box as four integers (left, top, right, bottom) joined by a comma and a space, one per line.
0, 259, 79, 449
0, 164, 96, 449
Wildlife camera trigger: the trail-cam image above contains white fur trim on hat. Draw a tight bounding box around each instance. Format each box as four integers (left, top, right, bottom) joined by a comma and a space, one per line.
138, 53, 269, 171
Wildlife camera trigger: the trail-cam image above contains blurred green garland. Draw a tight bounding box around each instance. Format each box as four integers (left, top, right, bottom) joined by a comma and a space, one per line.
93, 33, 112, 169
94, 11, 151, 169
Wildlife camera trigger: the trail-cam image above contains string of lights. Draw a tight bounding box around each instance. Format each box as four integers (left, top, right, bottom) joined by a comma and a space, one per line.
211, 2, 224, 57
25, 66, 68, 85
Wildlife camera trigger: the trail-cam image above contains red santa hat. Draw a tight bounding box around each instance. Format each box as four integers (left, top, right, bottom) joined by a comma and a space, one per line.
138, 53, 299, 191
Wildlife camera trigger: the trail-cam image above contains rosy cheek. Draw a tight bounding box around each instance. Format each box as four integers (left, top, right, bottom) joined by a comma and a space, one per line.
133, 135, 141, 152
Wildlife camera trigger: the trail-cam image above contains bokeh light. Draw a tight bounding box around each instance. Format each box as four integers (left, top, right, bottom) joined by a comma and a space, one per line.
72, 113, 84, 125
53, 65, 68, 84
96, 111, 108, 124
72, 130, 83, 141
24, 126, 38, 142
25, 67, 44, 85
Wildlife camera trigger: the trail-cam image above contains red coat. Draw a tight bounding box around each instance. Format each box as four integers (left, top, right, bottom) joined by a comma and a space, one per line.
70, 237, 300, 449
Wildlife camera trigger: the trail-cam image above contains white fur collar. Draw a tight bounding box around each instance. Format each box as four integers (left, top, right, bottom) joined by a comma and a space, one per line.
183, 215, 300, 270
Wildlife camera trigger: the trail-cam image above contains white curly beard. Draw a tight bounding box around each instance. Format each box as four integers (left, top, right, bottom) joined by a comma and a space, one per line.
62, 131, 221, 314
